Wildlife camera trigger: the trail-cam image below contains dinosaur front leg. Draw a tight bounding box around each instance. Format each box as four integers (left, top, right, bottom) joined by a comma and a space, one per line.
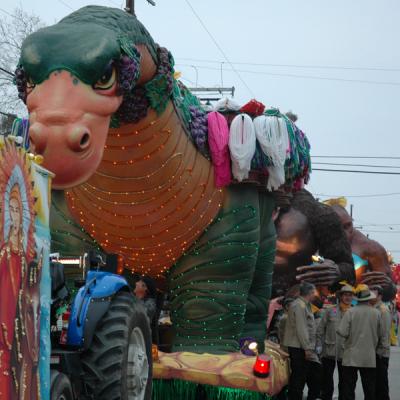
168, 186, 260, 353
241, 192, 276, 352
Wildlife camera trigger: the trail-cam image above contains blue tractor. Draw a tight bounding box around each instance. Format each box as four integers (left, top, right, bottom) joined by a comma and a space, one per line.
50, 252, 153, 400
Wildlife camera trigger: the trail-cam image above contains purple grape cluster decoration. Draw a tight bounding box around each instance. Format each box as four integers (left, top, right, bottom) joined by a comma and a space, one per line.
117, 53, 140, 96
114, 45, 175, 125
114, 86, 149, 125
14, 66, 28, 103
189, 105, 209, 156
114, 49, 149, 125
157, 46, 174, 95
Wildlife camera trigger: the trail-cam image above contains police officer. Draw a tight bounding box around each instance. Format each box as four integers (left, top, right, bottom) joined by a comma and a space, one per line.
317, 284, 353, 400
371, 285, 391, 400
337, 285, 384, 400
283, 282, 317, 400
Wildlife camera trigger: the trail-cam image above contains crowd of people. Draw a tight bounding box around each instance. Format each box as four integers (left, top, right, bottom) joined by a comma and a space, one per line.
280, 281, 392, 400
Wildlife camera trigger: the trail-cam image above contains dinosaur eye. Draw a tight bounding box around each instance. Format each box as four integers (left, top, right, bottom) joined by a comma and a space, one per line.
26, 76, 35, 89
25, 76, 36, 95
93, 63, 116, 90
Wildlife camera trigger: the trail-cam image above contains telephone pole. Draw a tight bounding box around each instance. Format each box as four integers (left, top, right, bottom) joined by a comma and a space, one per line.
125, 0, 156, 15
187, 87, 235, 104
125, 0, 135, 15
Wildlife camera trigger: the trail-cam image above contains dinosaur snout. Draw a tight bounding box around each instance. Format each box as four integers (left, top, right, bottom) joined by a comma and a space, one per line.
26, 71, 122, 189
30, 121, 91, 155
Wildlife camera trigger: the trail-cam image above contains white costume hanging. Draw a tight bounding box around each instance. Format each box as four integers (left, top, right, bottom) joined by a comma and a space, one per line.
228, 114, 256, 182
253, 114, 290, 190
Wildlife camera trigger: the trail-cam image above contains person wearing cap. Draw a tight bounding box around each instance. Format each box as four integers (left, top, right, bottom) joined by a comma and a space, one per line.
316, 284, 353, 400
370, 285, 391, 400
282, 282, 318, 400
134, 275, 157, 322
337, 285, 383, 400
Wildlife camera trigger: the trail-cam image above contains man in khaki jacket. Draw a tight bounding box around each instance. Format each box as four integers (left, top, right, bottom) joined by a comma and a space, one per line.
283, 282, 317, 400
337, 286, 383, 400
317, 284, 353, 400
371, 285, 391, 400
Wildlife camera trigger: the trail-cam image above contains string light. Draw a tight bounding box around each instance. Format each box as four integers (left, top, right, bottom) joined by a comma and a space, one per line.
165, 202, 261, 350
105, 128, 171, 150
64, 108, 224, 274
67, 190, 218, 244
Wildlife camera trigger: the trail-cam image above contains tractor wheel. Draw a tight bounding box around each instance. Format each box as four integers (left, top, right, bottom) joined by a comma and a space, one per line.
50, 370, 74, 400
81, 291, 152, 400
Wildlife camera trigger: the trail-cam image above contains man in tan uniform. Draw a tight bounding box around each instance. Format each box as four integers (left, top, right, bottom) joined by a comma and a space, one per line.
317, 284, 353, 400
283, 282, 317, 400
371, 285, 391, 400
337, 286, 383, 400
278, 297, 295, 351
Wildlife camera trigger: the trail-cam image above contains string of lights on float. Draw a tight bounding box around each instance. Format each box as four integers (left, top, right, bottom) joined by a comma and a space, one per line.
66, 104, 224, 278
168, 204, 261, 349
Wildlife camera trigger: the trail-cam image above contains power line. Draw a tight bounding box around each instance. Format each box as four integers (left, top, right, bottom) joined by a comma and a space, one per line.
0, 110, 17, 117
314, 162, 400, 169
175, 57, 400, 73
176, 63, 400, 87
183, 1, 254, 97
315, 192, 400, 198
57, 0, 74, 11
314, 168, 400, 175
359, 230, 400, 234
179, 76, 208, 90
355, 220, 400, 226
313, 156, 400, 160
0, 67, 14, 77
360, 224, 400, 227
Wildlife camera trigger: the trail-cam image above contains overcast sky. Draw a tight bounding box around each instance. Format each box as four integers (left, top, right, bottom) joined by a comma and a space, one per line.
2, 0, 400, 259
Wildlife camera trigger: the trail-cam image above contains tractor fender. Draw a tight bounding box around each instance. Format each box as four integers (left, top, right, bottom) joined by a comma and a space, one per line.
67, 271, 130, 349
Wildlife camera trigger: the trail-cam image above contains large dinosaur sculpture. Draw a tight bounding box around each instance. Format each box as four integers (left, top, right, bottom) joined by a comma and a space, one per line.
17, 5, 311, 353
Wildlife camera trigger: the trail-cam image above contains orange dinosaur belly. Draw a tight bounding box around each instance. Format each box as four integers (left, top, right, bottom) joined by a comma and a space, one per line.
66, 102, 224, 277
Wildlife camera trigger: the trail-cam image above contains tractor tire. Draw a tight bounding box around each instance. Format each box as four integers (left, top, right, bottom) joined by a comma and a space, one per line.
81, 291, 152, 400
50, 370, 74, 400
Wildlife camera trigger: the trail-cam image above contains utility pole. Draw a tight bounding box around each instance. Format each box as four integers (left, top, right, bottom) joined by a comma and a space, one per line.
125, 0, 156, 15
350, 204, 353, 218
125, 0, 135, 15
187, 87, 235, 103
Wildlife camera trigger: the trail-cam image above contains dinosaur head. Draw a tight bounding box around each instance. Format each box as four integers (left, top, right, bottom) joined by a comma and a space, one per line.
18, 6, 157, 189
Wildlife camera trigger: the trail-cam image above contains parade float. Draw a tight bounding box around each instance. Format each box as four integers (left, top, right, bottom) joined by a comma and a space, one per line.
0, 139, 52, 400
12, 5, 312, 399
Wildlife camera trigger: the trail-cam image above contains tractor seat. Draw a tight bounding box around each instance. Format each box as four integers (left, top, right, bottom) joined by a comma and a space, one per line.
50, 261, 69, 302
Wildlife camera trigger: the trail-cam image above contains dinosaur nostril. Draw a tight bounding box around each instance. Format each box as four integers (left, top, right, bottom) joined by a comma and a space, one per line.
68, 128, 91, 152
80, 132, 90, 148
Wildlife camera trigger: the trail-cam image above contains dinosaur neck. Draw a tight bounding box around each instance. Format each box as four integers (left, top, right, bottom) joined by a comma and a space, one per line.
66, 101, 224, 277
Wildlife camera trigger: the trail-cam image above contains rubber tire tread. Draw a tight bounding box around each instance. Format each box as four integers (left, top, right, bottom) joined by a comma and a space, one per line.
80, 291, 153, 400
50, 370, 74, 400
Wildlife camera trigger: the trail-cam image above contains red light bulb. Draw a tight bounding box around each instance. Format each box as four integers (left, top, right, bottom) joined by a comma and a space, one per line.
253, 354, 271, 378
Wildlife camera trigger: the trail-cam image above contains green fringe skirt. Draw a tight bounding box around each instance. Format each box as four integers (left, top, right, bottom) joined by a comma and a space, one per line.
152, 379, 277, 400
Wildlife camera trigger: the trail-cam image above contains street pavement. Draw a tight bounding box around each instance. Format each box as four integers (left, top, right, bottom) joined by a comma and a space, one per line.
387, 346, 400, 398
340, 345, 400, 399
304, 345, 400, 399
